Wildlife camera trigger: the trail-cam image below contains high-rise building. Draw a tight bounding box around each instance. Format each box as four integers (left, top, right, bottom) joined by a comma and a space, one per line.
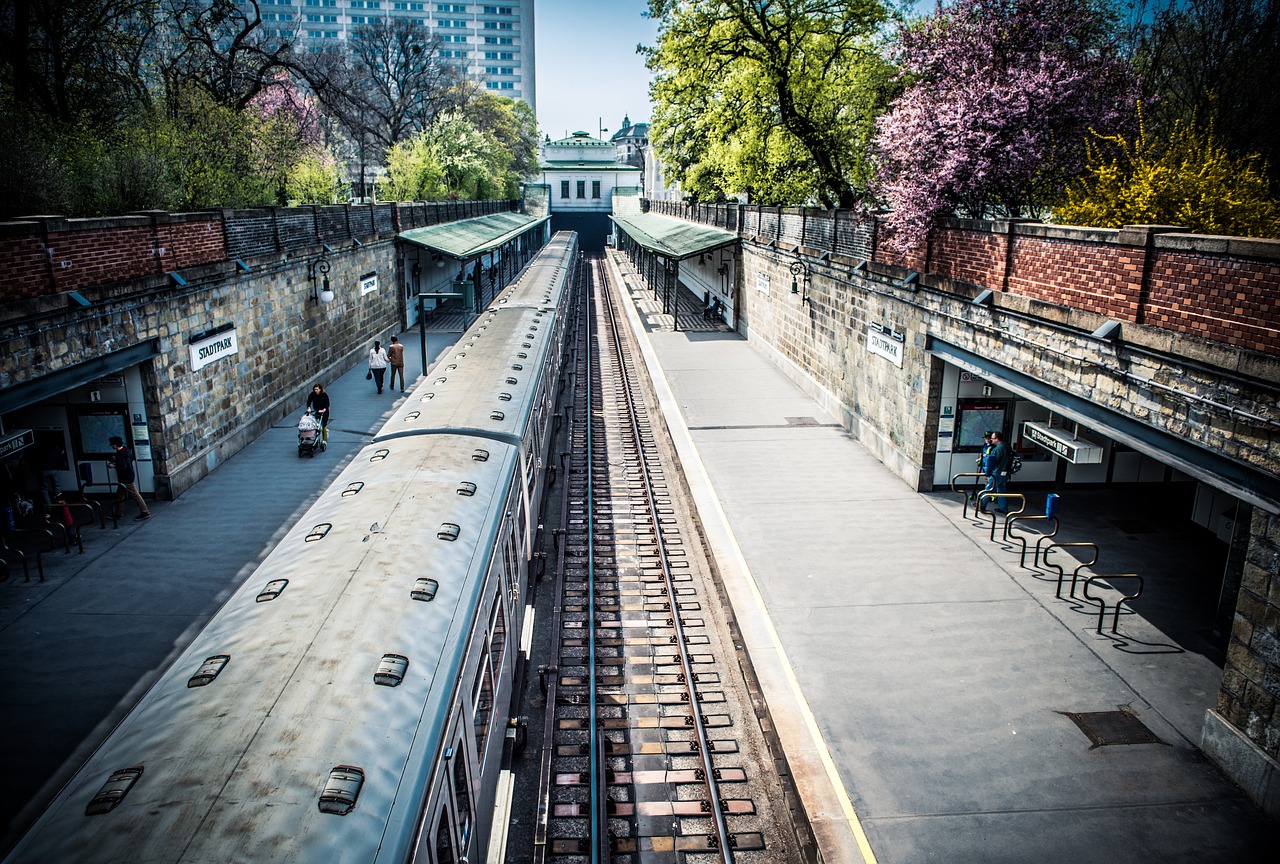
257, 0, 536, 110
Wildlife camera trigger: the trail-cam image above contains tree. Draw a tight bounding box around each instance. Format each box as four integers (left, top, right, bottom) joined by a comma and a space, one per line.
454, 89, 539, 178
1054, 112, 1280, 237
645, 0, 898, 208
1125, 0, 1280, 190
874, 0, 1140, 252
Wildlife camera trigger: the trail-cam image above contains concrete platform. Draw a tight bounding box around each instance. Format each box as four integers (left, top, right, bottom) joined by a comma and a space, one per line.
605, 250, 1277, 863
0, 328, 461, 852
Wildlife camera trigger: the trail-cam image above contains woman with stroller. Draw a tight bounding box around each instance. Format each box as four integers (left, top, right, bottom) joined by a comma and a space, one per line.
368, 341, 390, 394
305, 383, 331, 446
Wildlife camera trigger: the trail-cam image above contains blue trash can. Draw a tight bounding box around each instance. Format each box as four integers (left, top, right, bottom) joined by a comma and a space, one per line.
1045, 493, 1060, 518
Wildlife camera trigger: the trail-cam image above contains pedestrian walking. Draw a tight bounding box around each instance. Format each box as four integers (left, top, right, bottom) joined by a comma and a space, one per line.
976, 431, 994, 510
108, 435, 150, 521
387, 336, 406, 392
306, 383, 331, 445
368, 340, 389, 394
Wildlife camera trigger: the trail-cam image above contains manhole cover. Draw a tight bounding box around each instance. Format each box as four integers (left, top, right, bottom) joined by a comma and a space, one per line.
1109, 518, 1156, 535
785, 416, 820, 426
1063, 709, 1163, 748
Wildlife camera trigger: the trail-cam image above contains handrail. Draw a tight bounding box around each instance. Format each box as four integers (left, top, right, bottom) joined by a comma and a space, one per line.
1006, 514, 1060, 568
1082, 574, 1145, 634
1042, 542, 1101, 599
950, 472, 988, 519
979, 493, 1025, 540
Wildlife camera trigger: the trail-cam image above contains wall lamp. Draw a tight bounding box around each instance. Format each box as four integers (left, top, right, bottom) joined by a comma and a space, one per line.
308, 250, 335, 304
790, 258, 810, 304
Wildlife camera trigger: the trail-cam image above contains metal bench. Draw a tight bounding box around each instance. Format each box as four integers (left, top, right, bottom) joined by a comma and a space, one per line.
950, 472, 988, 520
1082, 573, 1145, 634
1042, 541, 1101, 600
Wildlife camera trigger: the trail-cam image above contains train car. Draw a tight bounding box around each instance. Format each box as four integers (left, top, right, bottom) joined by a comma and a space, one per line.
3, 232, 580, 864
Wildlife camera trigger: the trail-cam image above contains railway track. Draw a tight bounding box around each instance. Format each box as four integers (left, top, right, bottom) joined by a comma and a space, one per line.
532, 254, 799, 863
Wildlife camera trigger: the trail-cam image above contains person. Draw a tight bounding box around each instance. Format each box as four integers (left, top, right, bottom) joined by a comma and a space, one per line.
368, 340, 389, 394
977, 430, 998, 509
305, 383, 331, 445
987, 430, 1013, 514
386, 336, 406, 392
108, 435, 150, 521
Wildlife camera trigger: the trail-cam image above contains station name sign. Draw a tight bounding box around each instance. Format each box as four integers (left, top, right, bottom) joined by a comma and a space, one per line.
866, 323, 904, 367
189, 326, 238, 372
0, 428, 34, 460
1022, 421, 1104, 464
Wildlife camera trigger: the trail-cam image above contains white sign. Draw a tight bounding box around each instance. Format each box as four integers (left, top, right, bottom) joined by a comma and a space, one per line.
867, 326, 904, 367
756, 272, 770, 295
360, 273, 379, 296
189, 328, 238, 371
1022, 421, 1104, 464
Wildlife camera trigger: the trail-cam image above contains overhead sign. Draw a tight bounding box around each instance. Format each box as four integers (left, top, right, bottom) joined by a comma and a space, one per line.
1022, 421, 1104, 464
0, 428, 34, 460
189, 327, 238, 371
867, 323, 904, 367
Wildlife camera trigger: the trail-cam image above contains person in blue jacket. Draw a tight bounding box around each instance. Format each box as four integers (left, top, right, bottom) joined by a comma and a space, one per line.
987, 430, 1013, 513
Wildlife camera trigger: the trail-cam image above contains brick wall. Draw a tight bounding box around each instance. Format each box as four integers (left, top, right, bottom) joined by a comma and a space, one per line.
0, 200, 516, 305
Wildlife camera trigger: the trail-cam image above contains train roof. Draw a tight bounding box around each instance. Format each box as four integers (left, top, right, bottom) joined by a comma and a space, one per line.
7, 433, 521, 863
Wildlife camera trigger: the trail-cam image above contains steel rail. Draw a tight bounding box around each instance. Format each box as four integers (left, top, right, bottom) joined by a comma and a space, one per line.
586, 258, 605, 864
594, 255, 736, 862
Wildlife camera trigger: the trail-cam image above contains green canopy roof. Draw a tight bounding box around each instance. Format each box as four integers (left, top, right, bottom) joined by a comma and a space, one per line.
399, 212, 548, 258
610, 212, 738, 260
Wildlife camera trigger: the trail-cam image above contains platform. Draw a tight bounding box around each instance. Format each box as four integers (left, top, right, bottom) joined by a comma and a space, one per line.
605, 250, 1274, 863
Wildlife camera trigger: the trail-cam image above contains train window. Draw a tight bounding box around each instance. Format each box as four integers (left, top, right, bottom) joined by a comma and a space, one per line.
187, 654, 230, 688
341, 482, 364, 497
85, 766, 144, 816
411, 578, 439, 601
304, 523, 332, 542
489, 598, 506, 684
438, 523, 461, 541
453, 753, 472, 846
256, 579, 288, 601
318, 765, 364, 815
434, 814, 455, 864
472, 654, 494, 757
374, 654, 409, 687
472, 449, 489, 462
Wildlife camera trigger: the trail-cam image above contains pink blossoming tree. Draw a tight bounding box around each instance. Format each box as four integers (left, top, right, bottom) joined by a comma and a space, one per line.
873, 0, 1139, 253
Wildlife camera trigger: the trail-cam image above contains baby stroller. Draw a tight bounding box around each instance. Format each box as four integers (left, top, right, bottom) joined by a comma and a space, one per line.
297, 410, 324, 457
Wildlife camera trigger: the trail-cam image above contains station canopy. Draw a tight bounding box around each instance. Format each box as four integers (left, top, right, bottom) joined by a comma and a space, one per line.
399, 211, 548, 259
610, 212, 738, 261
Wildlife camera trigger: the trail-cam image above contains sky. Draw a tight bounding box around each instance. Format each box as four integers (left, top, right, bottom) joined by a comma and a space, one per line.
534, 0, 661, 142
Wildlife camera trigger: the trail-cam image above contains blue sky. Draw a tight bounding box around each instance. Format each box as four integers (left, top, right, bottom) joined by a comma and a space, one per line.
534, 0, 660, 141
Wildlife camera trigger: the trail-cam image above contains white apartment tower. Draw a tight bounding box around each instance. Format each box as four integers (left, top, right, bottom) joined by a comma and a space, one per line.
254, 0, 536, 110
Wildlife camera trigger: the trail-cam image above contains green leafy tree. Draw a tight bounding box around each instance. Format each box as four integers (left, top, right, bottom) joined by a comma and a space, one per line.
1055, 113, 1280, 237
287, 153, 344, 204
381, 133, 447, 201
645, 0, 899, 207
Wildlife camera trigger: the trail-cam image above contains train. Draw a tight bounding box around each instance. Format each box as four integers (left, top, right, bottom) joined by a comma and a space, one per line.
3, 232, 581, 864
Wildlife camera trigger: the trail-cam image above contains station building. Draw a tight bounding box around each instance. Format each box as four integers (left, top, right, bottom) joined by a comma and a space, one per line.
535, 131, 642, 250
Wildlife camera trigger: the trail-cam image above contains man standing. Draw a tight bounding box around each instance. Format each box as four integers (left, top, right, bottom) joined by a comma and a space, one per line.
988, 430, 1013, 514
387, 336, 406, 393
975, 431, 994, 509
108, 435, 150, 521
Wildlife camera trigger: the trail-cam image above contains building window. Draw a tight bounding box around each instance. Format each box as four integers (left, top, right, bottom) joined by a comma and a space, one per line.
592, 180, 600, 199
499, 81, 514, 89
483, 36, 513, 44
576, 180, 585, 199
560, 181, 569, 199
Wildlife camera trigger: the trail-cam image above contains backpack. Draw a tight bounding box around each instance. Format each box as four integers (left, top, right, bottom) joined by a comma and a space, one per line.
1010, 452, 1022, 475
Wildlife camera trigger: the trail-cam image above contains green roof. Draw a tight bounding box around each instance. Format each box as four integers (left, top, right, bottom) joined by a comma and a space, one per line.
610, 212, 738, 260
399, 212, 548, 258
540, 160, 641, 170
